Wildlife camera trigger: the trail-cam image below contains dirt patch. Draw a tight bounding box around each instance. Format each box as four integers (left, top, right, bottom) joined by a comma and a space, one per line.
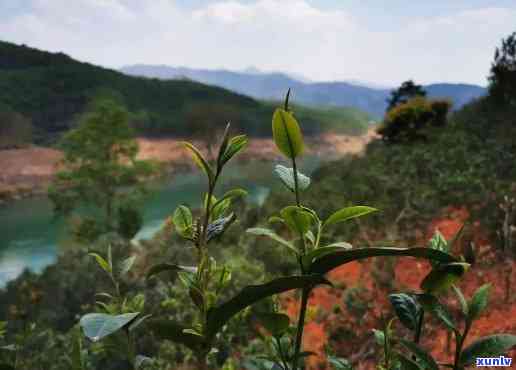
0, 130, 377, 202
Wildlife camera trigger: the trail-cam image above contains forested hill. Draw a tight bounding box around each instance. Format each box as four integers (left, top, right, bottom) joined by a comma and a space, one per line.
0, 41, 370, 144
121, 64, 487, 118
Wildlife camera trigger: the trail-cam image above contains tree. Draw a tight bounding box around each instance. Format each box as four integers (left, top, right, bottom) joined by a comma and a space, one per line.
386, 80, 427, 112
489, 31, 516, 107
48, 99, 157, 242
377, 97, 451, 143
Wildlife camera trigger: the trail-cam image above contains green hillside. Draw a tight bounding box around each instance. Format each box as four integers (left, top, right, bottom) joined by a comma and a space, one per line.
0, 41, 370, 144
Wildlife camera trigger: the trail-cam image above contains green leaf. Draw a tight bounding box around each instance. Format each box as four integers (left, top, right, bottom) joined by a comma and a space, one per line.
206, 274, 329, 337
459, 334, 516, 366
301, 243, 352, 271
309, 247, 458, 275
257, 313, 290, 336
134, 355, 153, 370
467, 284, 490, 323
182, 142, 214, 184
280, 206, 314, 235
398, 339, 439, 370
118, 255, 136, 276
173, 205, 193, 239
79, 312, 139, 342
207, 213, 236, 242
428, 230, 449, 267
146, 319, 205, 350
420, 262, 470, 294
327, 356, 353, 370
129, 314, 152, 332
146, 263, 197, 280
323, 206, 377, 228
396, 352, 423, 370
274, 165, 310, 192
247, 227, 299, 256
416, 294, 456, 332
211, 188, 248, 213
372, 329, 385, 346
389, 293, 421, 331
272, 108, 304, 159
88, 253, 111, 274
452, 285, 468, 316
217, 123, 231, 167
220, 134, 248, 166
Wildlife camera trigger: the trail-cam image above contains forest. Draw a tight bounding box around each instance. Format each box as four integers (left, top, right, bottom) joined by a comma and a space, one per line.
0, 22, 515, 370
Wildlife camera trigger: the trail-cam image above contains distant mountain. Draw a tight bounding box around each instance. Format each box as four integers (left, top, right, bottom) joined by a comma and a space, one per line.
121, 65, 487, 118
0, 41, 371, 143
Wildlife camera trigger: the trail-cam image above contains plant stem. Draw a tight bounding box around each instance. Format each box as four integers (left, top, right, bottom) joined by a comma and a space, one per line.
414, 311, 425, 344
291, 286, 310, 370
275, 336, 290, 370
292, 157, 300, 207
453, 321, 471, 370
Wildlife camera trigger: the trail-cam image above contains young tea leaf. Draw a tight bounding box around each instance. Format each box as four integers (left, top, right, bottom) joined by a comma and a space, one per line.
182, 142, 214, 184
173, 205, 193, 239
220, 135, 248, 167
88, 253, 111, 274
420, 262, 470, 295
459, 334, 516, 366
280, 206, 314, 235
247, 227, 299, 256
416, 294, 456, 332
272, 108, 304, 159
389, 293, 422, 331
207, 213, 236, 242
274, 165, 310, 192
79, 312, 139, 342
323, 206, 377, 228
398, 339, 439, 370
467, 284, 490, 323
146, 263, 197, 280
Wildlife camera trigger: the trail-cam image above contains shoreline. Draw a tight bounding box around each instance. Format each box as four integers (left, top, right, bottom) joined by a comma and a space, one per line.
0, 129, 378, 204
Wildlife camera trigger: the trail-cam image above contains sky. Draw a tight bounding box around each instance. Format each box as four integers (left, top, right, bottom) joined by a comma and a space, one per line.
1, 0, 515, 86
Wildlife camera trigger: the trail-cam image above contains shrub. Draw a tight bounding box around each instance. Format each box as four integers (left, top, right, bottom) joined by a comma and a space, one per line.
377, 97, 451, 143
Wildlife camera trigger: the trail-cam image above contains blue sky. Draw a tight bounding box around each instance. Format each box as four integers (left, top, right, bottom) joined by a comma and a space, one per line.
1, 0, 515, 86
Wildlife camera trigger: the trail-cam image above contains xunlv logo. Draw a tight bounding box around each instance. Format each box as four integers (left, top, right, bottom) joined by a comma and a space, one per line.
476, 356, 512, 367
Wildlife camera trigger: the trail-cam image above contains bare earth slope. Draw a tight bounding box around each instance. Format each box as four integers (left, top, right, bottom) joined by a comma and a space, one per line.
0, 129, 378, 201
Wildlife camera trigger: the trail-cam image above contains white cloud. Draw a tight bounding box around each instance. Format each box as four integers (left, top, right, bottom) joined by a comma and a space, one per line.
1, 0, 515, 86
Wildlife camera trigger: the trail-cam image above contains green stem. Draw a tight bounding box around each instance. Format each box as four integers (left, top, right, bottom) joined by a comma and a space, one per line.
291, 286, 310, 370
453, 322, 471, 370
275, 336, 290, 370
414, 310, 425, 344
292, 156, 300, 207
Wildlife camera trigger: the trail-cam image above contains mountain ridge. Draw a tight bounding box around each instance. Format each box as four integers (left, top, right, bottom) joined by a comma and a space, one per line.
121, 64, 486, 117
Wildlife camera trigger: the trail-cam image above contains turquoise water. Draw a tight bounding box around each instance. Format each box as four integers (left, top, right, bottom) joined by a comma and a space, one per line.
0, 158, 319, 286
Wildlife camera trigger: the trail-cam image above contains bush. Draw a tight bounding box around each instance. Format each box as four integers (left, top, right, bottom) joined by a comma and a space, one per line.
377, 97, 451, 143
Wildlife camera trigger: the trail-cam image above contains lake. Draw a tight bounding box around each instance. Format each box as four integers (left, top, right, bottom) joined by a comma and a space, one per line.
0, 157, 320, 286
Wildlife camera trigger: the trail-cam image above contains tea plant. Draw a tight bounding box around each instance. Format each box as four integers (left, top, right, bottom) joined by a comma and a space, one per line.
244, 90, 460, 370
78, 92, 463, 370
381, 230, 516, 369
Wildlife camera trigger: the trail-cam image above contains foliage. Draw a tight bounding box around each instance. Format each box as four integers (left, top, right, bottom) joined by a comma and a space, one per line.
489, 31, 516, 108
386, 80, 427, 112
0, 41, 369, 145
377, 97, 451, 143
382, 236, 516, 369
48, 99, 157, 242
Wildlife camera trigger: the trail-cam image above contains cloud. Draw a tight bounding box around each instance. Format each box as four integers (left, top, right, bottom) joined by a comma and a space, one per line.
1, 0, 515, 85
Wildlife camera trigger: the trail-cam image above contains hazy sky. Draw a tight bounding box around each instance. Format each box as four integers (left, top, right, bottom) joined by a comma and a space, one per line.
2, 0, 515, 86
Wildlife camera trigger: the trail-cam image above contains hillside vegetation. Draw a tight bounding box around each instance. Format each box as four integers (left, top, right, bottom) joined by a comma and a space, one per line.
0, 41, 370, 145
121, 64, 486, 117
